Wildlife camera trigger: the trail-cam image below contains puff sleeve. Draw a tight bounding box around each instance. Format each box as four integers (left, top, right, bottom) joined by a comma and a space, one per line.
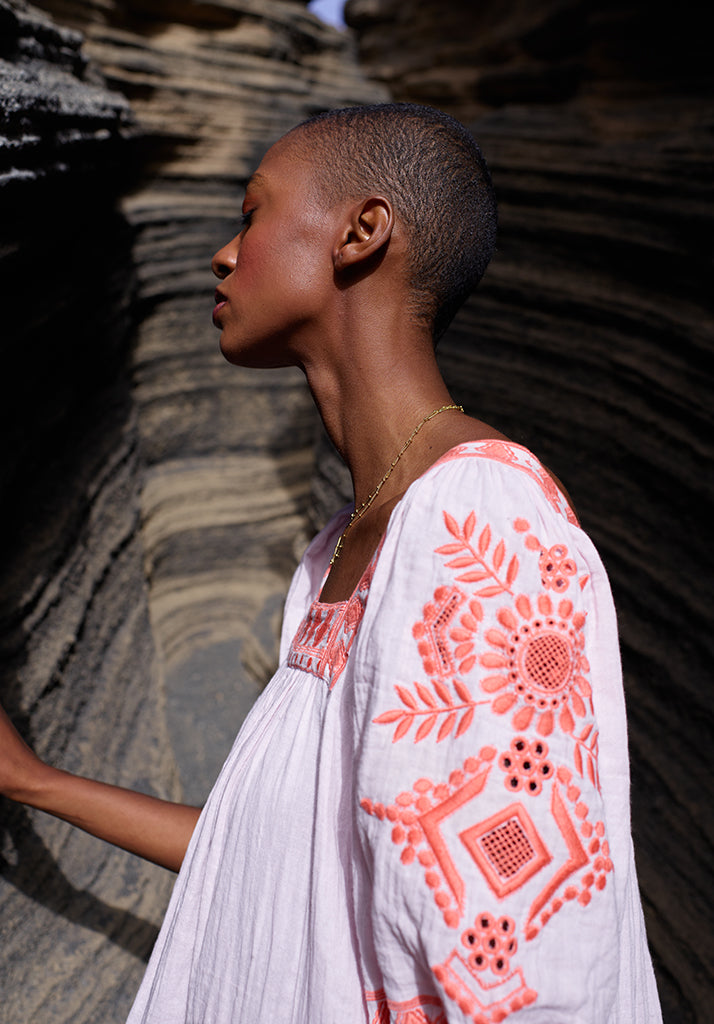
349, 446, 658, 1023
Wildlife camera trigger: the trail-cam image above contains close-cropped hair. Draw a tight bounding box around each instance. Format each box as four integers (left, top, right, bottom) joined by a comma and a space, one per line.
293, 103, 497, 343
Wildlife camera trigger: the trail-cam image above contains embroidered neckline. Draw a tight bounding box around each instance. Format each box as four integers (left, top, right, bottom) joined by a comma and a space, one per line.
287, 440, 577, 691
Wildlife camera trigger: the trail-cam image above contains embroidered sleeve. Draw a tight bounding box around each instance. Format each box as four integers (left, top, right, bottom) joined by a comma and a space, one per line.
353, 458, 623, 1023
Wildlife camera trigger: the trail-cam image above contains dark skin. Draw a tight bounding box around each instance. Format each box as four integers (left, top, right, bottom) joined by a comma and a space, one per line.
0, 127, 571, 870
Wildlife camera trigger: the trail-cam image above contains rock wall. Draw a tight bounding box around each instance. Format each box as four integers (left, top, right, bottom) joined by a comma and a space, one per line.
0, 1, 385, 1020
344, 2, 713, 1021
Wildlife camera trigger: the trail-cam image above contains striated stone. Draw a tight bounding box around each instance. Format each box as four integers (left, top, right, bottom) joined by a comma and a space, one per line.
0, 0, 385, 1020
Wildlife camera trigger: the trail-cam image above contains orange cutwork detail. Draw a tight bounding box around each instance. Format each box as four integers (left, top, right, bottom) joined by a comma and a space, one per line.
498, 736, 554, 797
459, 804, 551, 899
538, 544, 577, 593
432, 921, 537, 1024
478, 589, 595, 746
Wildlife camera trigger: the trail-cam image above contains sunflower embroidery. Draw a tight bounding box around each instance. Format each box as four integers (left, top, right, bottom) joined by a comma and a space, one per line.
479, 593, 592, 736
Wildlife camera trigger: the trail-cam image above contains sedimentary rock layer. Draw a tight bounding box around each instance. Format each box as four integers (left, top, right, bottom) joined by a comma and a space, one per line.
0, 1, 385, 1020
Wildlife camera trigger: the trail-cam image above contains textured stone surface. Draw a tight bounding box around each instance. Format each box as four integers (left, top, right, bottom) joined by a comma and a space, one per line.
0, 0, 385, 1020
343, 3, 713, 1021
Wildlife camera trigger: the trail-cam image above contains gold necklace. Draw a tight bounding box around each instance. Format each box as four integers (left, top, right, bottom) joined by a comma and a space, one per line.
330, 403, 464, 565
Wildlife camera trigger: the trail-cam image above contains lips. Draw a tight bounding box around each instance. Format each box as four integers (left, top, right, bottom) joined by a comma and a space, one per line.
212, 289, 227, 326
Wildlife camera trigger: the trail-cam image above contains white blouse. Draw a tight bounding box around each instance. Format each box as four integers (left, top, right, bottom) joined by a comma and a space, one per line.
127, 441, 662, 1023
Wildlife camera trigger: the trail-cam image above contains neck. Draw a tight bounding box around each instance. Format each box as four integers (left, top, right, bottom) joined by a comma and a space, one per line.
301, 322, 458, 508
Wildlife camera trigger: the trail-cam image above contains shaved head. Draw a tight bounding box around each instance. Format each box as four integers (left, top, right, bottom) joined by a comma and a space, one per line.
288, 103, 497, 342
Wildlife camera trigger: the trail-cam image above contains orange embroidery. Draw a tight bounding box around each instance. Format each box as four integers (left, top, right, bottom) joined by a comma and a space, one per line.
513, 518, 590, 594
435, 512, 519, 599
412, 585, 472, 679
433, 910, 537, 1023
498, 736, 554, 797
434, 440, 578, 527
461, 912, 518, 977
538, 544, 577, 593
372, 674, 489, 744
360, 749, 496, 927
523, 769, 613, 940
287, 543, 379, 689
460, 804, 552, 899
365, 988, 447, 1024
479, 592, 593, 739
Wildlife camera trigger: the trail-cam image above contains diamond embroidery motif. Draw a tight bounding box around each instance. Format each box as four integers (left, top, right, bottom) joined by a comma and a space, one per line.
460, 804, 551, 898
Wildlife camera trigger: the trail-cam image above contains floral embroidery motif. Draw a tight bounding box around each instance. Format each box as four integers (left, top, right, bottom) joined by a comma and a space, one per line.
365, 988, 447, 1023
498, 737, 554, 797
287, 543, 379, 690
432, 910, 537, 1023
360, 748, 497, 927
513, 518, 590, 593
479, 593, 593, 738
461, 913, 518, 977
538, 544, 577, 592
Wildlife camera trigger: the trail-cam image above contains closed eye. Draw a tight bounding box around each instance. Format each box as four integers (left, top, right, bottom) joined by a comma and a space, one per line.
239, 209, 254, 230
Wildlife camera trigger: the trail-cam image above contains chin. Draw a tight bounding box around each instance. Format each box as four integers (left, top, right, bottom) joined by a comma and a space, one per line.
219, 335, 295, 370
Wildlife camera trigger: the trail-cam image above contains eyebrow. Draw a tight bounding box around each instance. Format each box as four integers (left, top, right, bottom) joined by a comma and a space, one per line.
245, 172, 266, 194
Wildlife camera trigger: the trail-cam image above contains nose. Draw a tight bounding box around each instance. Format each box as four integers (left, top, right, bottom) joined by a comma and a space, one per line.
211, 234, 240, 280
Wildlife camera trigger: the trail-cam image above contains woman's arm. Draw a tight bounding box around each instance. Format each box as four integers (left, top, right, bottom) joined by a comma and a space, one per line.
0, 704, 200, 873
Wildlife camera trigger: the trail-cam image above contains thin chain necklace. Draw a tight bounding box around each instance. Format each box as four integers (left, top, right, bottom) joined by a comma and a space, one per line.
330, 403, 464, 565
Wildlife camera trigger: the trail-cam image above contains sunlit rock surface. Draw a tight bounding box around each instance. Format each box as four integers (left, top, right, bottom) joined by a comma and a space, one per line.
0, 1, 384, 1020
344, 2, 713, 1020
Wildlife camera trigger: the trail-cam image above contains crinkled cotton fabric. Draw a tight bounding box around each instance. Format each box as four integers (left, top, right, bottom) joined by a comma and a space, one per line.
127, 441, 662, 1023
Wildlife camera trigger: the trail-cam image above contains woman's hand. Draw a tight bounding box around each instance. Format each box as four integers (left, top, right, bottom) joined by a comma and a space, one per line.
0, 703, 45, 803
0, 702, 200, 872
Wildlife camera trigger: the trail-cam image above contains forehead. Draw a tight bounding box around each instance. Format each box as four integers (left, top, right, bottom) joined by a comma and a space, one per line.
250, 130, 333, 198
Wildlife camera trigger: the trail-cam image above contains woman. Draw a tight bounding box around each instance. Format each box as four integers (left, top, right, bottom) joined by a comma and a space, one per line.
0, 104, 662, 1022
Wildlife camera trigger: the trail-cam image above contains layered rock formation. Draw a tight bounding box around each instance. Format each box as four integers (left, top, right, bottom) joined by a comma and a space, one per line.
0, 1, 384, 1020
344, 2, 713, 1020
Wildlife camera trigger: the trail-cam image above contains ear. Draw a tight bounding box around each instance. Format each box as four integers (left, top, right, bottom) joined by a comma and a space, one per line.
332, 196, 394, 272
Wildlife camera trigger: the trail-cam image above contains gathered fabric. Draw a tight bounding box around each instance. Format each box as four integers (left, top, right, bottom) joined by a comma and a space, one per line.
127, 441, 662, 1024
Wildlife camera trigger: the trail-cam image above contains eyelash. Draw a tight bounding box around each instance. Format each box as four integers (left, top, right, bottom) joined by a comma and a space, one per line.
240, 210, 254, 230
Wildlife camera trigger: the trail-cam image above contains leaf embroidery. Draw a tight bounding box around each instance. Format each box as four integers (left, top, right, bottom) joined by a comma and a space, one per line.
373, 678, 488, 743
436, 511, 518, 598
572, 724, 600, 790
